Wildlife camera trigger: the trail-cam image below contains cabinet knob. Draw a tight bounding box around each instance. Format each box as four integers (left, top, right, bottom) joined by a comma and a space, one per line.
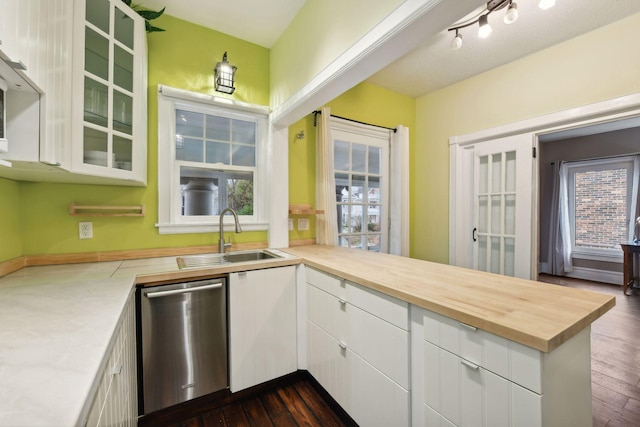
338, 298, 346, 306
338, 342, 347, 350
110, 363, 122, 376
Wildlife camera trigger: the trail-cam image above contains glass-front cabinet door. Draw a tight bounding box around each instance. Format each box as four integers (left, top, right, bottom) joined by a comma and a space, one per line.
72, 0, 147, 183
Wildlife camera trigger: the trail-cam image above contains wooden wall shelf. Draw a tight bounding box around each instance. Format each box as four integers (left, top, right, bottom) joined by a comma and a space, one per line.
288, 204, 324, 215
70, 204, 145, 217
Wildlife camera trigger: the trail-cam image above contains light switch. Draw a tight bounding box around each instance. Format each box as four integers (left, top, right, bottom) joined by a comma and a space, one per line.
298, 218, 309, 231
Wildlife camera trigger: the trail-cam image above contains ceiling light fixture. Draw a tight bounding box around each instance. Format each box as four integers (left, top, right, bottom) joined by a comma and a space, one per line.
504, 2, 518, 24
449, 0, 533, 50
478, 14, 492, 38
213, 52, 237, 94
451, 30, 463, 50
538, 0, 556, 10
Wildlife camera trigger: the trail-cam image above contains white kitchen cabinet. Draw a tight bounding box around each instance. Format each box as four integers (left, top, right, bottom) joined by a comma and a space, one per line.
305, 267, 410, 427
85, 290, 137, 427
412, 306, 592, 427
229, 266, 297, 392
0, 0, 147, 185
71, 0, 147, 183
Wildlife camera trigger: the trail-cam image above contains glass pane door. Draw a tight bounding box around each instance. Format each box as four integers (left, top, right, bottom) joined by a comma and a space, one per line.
473, 134, 533, 279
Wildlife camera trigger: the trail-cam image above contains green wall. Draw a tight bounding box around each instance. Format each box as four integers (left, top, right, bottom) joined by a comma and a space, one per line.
413, 13, 640, 264
288, 82, 416, 243
0, 177, 22, 261
15, 14, 270, 257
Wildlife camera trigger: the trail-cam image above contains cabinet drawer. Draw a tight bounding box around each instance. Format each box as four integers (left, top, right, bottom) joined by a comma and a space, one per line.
422, 309, 542, 393
307, 283, 409, 389
424, 341, 542, 427
306, 267, 408, 330
306, 267, 346, 299
347, 281, 408, 330
307, 282, 348, 342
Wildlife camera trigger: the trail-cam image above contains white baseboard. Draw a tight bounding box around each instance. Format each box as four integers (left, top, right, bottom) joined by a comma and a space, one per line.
538, 262, 622, 285
566, 266, 622, 286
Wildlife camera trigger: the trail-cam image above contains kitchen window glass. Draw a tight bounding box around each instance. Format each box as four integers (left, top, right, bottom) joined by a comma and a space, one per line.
332, 122, 390, 253
156, 88, 269, 234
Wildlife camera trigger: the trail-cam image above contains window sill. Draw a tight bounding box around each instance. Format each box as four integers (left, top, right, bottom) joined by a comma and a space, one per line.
571, 250, 622, 263
156, 221, 268, 235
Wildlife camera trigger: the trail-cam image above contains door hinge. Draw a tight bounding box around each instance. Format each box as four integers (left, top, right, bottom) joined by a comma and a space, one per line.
532, 146, 537, 158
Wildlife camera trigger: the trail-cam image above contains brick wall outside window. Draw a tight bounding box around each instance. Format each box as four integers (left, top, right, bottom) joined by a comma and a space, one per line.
574, 168, 628, 249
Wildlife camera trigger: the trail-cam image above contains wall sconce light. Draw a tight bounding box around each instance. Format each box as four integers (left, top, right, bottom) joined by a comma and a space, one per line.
214, 52, 237, 94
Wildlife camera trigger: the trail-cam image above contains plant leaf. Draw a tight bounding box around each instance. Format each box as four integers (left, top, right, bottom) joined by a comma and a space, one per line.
137, 7, 165, 20
121, 0, 132, 6
145, 21, 165, 33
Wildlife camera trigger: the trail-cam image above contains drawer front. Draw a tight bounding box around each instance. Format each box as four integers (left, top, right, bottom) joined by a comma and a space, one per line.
348, 347, 410, 427
348, 302, 410, 389
306, 267, 346, 299
306, 320, 349, 409
348, 281, 409, 330
424, 341, 542, 427
307, 283, 348, 342
422, 309, 542, 393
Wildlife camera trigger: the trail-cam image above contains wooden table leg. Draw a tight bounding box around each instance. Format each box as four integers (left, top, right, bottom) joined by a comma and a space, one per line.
623, 250, 632, 295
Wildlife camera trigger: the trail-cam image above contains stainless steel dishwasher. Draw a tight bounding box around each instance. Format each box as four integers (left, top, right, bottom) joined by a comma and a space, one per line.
138, 277, 227, 414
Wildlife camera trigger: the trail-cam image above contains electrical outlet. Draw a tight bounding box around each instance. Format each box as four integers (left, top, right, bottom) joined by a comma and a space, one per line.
79, 222, 93, 239
288, 218, 294, 231
297, 218, 309, 231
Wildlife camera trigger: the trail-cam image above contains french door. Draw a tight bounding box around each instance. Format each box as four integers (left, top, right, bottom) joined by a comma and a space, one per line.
470, 133, 534, 279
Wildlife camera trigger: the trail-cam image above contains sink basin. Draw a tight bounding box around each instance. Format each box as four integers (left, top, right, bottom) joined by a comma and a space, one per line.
224, 251, 278, 263
177, 250, 280, 269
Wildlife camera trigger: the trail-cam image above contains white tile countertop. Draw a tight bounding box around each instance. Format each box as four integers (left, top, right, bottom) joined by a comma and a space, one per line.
0, 251, 301, 426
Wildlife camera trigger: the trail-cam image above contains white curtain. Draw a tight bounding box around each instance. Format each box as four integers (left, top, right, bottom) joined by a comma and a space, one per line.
315, 107, 339, 246
628, 155, 640, 241
557, 162, 573, 273
390, 125, 410, 256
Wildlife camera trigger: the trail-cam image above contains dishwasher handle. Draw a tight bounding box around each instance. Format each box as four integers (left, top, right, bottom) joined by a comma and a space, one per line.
145, 282, 223, 299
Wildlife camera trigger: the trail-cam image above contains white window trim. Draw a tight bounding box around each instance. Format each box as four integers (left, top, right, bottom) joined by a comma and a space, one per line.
156, 85, 270, 234
567, 156, 636, 262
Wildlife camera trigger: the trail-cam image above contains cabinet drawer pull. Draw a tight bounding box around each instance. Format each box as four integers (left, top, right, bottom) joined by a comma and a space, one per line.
338, 299, 347, 305
110, 363, 123, 376
460, 322, 477, 332
338, 342, 347, 350
461, 359, 479, 370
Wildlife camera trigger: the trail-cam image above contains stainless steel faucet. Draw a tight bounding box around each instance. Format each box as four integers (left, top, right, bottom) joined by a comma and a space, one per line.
218, 208, 242, 253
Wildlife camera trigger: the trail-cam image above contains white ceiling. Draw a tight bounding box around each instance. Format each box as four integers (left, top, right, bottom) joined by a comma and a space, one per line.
139, 0, 307, 48
141, 0, 640, 98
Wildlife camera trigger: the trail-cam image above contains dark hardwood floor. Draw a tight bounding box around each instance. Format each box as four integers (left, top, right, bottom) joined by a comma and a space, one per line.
539, 274, 640, 427
138, 371, 357, 427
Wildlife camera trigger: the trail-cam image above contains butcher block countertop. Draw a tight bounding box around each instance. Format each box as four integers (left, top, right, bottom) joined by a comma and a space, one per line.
284, 245, 615, 353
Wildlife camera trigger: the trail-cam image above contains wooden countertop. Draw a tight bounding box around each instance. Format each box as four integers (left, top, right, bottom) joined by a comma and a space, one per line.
284, 245, 615, 353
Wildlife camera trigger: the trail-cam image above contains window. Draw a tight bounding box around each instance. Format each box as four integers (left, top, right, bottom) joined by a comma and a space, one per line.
567, 156, 639, 259
332, 120, 389, 252
156, 86, 269, 234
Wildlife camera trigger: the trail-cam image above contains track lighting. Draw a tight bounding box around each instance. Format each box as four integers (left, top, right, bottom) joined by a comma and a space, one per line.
448, 0, 553, 50
451, 30, 463, 50
478, 15, 492, 38
504, 2, 518, 24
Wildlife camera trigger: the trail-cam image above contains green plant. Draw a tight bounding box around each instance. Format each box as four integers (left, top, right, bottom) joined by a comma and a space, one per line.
121, 0, 166, 33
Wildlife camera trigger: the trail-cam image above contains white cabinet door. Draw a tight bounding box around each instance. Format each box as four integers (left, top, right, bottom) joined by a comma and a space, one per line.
424, 341, 541, 427
229, 266, 297, 392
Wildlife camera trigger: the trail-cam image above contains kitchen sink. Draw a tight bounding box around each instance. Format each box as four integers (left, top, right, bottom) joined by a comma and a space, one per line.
177, 250, 280, 269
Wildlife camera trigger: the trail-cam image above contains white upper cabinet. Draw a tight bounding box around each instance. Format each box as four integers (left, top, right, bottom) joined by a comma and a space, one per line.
0, 0, 147, 185
71, 0, 147, 183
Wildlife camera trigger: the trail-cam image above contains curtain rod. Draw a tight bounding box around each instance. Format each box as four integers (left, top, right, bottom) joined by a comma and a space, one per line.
312, 110, 397, 133
549, 152, 640, 165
